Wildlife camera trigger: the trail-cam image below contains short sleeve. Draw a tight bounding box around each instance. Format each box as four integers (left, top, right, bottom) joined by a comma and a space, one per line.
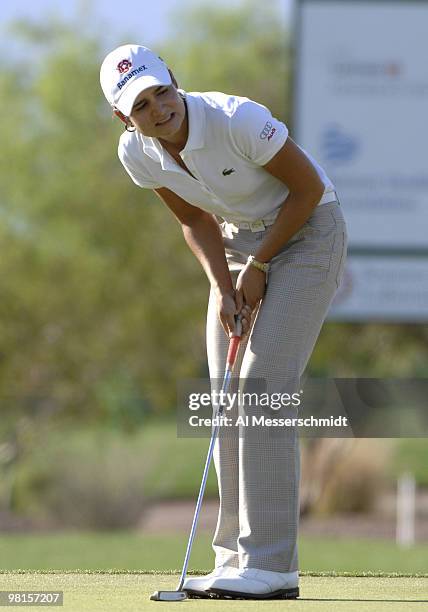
118, 135, 162, 190
229, 99, 289, 165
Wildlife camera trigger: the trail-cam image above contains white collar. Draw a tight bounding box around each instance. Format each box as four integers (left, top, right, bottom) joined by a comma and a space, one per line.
181, 91, 206, 152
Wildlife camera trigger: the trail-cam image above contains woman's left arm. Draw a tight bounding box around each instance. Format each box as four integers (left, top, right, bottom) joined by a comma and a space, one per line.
236, 137, 325, 308
258, 136, 325, 260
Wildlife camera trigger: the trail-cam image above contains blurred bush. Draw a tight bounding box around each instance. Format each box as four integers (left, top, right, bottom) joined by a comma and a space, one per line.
12, 427, 147, 529
6, 421, 215, 528
300, 439, 392, 515
2, 421, 427, 529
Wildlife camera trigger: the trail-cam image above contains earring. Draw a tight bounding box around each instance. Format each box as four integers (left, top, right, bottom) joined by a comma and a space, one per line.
113, 107, 136, 132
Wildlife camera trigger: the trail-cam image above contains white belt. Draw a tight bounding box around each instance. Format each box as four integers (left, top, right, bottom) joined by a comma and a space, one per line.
319, 190, 339, 206
226, 191, 339, 233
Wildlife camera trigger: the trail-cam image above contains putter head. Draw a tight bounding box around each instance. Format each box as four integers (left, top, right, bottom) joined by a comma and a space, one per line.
150, 590, 187, 602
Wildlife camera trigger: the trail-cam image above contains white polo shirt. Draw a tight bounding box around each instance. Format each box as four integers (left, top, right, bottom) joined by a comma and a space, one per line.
118, 90, 335, 223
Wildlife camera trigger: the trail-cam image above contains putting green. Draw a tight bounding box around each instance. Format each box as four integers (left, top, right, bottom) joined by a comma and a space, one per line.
0, 572, 426, 611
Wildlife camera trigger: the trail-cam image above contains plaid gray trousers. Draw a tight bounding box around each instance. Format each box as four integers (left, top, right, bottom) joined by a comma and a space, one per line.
205, 201, 348, 572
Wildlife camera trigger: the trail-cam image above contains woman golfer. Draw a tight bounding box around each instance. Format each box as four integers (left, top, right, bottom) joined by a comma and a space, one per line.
100, 44, 347, 599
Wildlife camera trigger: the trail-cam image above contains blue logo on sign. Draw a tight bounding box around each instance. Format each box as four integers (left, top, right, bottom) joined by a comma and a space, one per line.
321, 125, 359, 164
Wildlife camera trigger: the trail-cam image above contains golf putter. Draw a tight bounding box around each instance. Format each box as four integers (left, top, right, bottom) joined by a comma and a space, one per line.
151, 316, 243, 602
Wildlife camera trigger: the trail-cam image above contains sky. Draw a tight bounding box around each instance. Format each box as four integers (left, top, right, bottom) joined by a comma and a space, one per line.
1, 0, 294, 50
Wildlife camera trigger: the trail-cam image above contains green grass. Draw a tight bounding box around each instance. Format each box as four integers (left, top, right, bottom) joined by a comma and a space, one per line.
0, 532, 428, 574
0, 573, 426, 611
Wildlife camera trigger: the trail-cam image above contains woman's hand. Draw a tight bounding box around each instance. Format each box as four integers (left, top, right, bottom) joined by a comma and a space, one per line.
216, 290, 253, 339
235, 263, 267, 311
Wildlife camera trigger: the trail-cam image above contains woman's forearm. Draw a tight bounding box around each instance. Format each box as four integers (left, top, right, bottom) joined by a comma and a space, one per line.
254, 189, 323, 263
181, 213, 234, 295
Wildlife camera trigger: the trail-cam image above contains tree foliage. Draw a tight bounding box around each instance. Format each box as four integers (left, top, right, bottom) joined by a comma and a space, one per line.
0, 16, 206, 424
162, 0, 290, 121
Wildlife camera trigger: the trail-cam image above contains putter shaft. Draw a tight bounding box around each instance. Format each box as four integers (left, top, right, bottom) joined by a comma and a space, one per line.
177, 321, 242, 591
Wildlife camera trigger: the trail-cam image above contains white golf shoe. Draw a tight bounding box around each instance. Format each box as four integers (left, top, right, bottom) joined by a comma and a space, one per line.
182, 566, 240, 598
207, 567, 300, 599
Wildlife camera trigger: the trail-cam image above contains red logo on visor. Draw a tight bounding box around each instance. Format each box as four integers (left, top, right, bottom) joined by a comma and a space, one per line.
117, 59, 132, 74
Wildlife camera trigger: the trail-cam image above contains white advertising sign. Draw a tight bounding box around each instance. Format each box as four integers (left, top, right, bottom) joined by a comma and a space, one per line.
295, 0, 428, 321
328, 255, 428, 322
295, 0, 428, 248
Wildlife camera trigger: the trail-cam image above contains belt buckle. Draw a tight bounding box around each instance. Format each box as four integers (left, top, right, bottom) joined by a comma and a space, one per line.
249, 220, 265, 232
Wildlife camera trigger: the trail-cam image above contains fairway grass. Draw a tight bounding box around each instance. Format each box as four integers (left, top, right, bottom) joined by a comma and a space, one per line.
0, 532, 428, 574
0, 573, 426, 611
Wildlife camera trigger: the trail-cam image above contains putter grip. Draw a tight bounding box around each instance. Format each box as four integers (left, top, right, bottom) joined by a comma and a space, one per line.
227, 319, 242, 367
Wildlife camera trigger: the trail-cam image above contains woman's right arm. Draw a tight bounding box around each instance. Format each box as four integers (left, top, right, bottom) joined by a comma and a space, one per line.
153, 187, 250, 337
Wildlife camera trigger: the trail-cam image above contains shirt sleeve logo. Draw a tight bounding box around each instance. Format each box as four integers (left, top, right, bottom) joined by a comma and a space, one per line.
267, 127, 276, 141
259, 121, 277, 141
117, 59, 132, 74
